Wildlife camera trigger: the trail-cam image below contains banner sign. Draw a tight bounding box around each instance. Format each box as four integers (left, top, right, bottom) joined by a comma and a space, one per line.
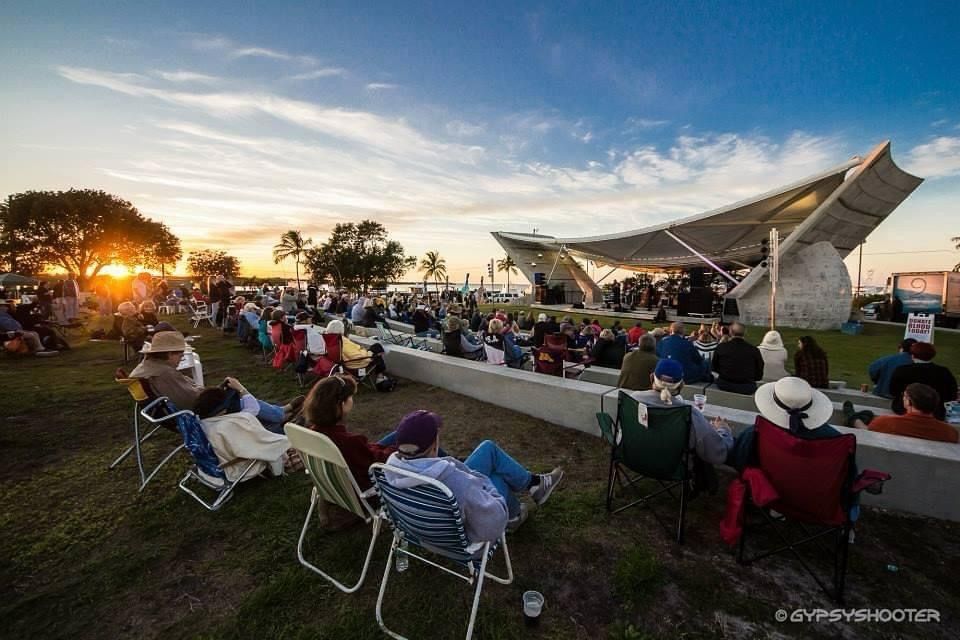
904, 313, 935, 344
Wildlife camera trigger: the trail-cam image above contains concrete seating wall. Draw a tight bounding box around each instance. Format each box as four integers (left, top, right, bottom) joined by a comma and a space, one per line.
358, 338, 960, 522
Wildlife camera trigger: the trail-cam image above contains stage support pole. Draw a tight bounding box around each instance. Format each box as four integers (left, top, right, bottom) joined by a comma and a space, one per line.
663, 230, 739, 286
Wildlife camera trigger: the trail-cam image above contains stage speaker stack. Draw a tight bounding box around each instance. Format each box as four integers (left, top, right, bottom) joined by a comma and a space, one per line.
678, 288, 713, 315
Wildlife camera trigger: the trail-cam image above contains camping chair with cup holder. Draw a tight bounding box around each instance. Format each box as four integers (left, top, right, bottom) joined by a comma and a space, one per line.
284, 424, 382, 593
369, 463, 514, 640
110, 373, 186, 492
138, 397, 260, 511
312, 333, 381, 391
596, 390, 694, 543
723, 416, 891, 604
376, 321, 431, 350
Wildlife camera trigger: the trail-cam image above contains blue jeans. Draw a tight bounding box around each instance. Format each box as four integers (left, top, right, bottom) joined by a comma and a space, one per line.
465, 440, 532, 518
223, 390, 287, 433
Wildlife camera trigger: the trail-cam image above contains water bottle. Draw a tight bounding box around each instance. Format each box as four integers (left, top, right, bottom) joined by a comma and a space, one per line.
396, 539, 409, 573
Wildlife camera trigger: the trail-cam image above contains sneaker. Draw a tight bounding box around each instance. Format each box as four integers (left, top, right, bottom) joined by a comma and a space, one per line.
506, 503, 529, 533
529, 468, 564, 506
841, 400, 855, 426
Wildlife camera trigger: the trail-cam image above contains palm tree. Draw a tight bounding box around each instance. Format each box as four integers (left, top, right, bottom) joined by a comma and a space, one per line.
272, 230, 312, 292
496, 254, 518, 294
953, 236, 960, 271
419, 251, 447, 297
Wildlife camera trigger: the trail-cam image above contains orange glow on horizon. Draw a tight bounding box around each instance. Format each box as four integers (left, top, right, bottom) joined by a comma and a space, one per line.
99, 264, 134, 278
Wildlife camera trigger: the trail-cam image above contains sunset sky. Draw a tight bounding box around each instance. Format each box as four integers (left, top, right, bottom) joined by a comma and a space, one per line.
2, 1, 959, 288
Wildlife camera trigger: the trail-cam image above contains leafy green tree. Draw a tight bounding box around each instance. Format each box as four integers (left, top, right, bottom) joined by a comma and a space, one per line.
496, 254, 518, 293
420, 250, 447, 296
187, 250, 241, 280
273, 230, 312, 292
0, 189, 181, 288
953, 236, 960, 272
304, 220, 414, 292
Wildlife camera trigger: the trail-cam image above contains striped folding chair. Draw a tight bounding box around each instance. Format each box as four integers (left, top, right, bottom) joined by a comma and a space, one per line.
284, 424, 382, 593
110, 375, 185, 492
370, 463, 514, 640
138, 397, 259, 510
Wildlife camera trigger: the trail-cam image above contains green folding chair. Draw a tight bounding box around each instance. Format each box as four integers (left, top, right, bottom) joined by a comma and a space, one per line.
284, 423, 382, 593
597, 390, 693, 543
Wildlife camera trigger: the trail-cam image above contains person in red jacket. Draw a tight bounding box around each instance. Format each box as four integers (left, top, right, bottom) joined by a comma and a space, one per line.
304, 374, 448, 490
627, 321, 646, 345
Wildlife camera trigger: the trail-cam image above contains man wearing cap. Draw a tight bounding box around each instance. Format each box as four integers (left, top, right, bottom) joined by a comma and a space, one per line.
384, 411, 564, 538
868, 338, 917, 398
888, 342, 957, 420
627, 359, 733, 467
130, 331, 301, 429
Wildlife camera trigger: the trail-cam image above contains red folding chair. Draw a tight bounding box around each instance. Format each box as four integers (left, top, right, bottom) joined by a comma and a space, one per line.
312, 334, 378, 390
534, 334, 590, 378
270, 322, 299, 370
725, 417, 891, 604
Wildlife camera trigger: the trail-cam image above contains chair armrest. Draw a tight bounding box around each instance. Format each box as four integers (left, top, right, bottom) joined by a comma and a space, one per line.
852, 469, 891, 495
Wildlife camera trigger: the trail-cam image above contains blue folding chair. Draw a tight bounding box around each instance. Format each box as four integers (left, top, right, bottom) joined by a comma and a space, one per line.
139, 397, 259, 511
369, 463, 514, 640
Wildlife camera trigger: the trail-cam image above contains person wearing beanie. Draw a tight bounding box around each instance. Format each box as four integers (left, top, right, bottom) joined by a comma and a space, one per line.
757, 330, 790, 382
888, 342, 957, 420
384, 410, 564, 539
625, 359, 733, 468
322, 318, 386, 376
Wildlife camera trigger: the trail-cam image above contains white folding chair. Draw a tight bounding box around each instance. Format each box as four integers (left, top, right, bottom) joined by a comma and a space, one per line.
370, 463, 514, 640
285, 424, 382, 592
190, 302, 215, 328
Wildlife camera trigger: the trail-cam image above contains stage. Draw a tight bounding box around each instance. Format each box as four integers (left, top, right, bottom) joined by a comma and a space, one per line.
529, 303, 720, 325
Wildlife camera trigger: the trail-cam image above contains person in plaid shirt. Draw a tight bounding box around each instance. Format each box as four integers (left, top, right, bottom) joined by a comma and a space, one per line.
794, 335, 830, 388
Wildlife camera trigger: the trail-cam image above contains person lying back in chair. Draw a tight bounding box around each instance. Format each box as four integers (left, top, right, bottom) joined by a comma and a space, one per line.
130, 331, 302, 432
384, 410, 564, 539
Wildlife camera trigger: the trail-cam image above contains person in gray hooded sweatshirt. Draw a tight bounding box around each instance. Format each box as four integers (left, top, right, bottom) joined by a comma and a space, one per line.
384, 410, 564, 540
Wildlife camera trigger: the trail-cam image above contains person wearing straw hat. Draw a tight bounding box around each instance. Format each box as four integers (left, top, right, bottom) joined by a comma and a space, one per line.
130, 331, 302, 429
725, 377, 841, 472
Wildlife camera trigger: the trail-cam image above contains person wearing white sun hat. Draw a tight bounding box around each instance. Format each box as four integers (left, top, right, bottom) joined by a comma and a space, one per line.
726, 376, 841, 472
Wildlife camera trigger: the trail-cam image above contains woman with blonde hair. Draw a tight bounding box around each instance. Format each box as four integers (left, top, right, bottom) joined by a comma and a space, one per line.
628, 359, 733, 466
758, 330, 790, 381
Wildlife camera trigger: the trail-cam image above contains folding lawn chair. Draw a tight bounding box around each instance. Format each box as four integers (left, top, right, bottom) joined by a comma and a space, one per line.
370, 463, 514, 640
284, 424, 382, 593
730, 416, 891, 604
138, 397, 259, 510
190, 301, 215, 328
482, 344, 507, 366
376, 321, 431, 350
110, 374, 185, 492
270, 321, 299, 370
314, 333, 380, 390
442, 329, 484, 361
533, 343, 587, 379
596, 391, 694, 543
258, 319, 275, 362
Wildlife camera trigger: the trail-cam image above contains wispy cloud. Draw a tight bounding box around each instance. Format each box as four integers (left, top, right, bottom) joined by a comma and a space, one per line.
624, 117, 670, 133
366, 82, 398, 91
187, 34, 317, 65
153, 70, 221, 84
931, 118, 949, 127
286, 67, 348, 81
446, 120, 485, 137
905, 136, 960, 178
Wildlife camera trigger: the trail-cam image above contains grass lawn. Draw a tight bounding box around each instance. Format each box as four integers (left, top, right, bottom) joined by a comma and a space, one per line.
2, 315, 959, 639
480, 305, 960, 385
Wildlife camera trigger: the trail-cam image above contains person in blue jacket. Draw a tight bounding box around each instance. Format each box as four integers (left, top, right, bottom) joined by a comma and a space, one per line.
868, 338, 916, 398
656, 322, 711, 383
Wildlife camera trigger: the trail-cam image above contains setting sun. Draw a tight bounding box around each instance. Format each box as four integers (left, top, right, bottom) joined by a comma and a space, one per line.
99, 264, 133, 278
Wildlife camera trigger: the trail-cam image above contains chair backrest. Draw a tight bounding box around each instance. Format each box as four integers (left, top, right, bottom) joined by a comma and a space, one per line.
258, 320, 273, 348
322, 333, 343, 363
753, 416, 854, 525
370, 463, 475, 565
533, 347, 562, 376
442, 329, 464, 356
483, 344, 505, 365
285, 424, 373, 520
269, 321, 285, 346
174, 406, 226, 480
617, 391, 691, 480
116, 376, 152, 403
293, 328, 307, 352
544, 333, 567, 351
